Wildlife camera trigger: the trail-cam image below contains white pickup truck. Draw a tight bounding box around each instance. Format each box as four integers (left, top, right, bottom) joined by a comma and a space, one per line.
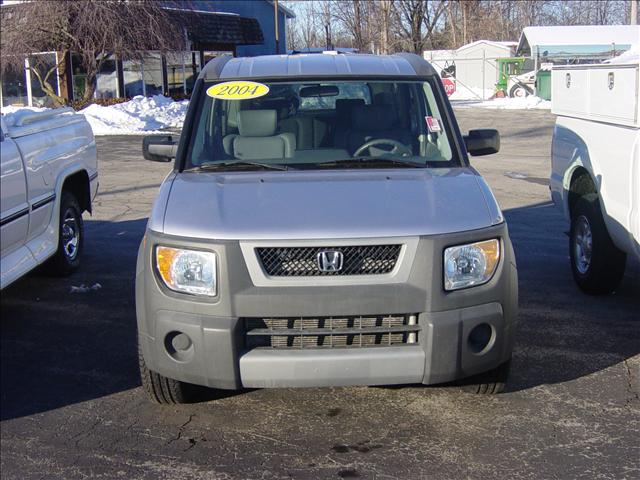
550, 61, 639, 294
0, 108, 98, 289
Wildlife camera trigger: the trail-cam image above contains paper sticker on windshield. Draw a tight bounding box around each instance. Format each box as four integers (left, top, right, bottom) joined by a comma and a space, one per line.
426, 116, 441, 133
206, 81, 269, 100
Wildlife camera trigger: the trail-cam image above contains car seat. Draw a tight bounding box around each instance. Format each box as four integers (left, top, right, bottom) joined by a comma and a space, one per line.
344, 103, 412, 155
333, 98, 365, 150
223, 110, 296, 160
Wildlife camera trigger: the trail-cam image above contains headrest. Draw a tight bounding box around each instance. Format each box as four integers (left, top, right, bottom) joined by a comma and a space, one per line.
335, 98, 365, 116
257, 98, 299, 120
238, 110, 277, 137
352, 104, 398, 131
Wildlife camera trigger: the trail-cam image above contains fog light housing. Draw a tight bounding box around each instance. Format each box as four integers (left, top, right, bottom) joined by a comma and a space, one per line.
164, 331, 194, 362
468, 323, 494, 354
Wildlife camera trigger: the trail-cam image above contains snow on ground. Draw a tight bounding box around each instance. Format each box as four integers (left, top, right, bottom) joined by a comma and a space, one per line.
1, 95, 188, 135
452, 95, 551, 110
79, 95, 188, 135
446, 83, 551, 109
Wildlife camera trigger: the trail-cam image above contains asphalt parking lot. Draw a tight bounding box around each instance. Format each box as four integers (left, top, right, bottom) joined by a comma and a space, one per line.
1, 108, 638, 480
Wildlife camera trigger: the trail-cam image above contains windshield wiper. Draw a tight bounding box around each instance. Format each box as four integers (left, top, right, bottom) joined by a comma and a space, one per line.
317, 156, 427, 169
186, 160, 289, 172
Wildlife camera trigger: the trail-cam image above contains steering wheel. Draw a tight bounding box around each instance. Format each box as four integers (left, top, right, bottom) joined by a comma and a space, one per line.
352, 138, 412, 158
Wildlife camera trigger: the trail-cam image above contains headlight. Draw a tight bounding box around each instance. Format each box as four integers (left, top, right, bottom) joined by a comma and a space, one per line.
444, 239, 500, 291
155, 246, 217, 296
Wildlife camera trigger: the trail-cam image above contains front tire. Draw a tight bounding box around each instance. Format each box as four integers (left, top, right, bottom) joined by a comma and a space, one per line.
570, 194, 626, 294
138, 338, 192, 404
457, 360, 511, 394
45, 191, 83, 276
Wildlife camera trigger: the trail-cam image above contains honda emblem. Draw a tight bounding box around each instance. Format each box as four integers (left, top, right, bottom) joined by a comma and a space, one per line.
317, 250, 343, 272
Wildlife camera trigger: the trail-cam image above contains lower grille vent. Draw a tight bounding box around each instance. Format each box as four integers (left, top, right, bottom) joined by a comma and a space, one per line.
245, 315, 419, 349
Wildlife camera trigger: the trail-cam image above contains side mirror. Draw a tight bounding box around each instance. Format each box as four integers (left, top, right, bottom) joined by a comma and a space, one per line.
142, 135, 178, 162
464, 129, 500, 156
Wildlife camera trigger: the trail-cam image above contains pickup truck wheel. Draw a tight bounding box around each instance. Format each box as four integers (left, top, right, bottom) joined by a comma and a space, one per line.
138, 339, 192, 404
45, 191, 83, 276
570, 194, 626, 294
457, 360, 511, 394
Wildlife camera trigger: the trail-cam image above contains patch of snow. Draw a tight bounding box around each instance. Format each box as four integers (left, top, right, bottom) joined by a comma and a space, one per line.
79, 95, 188, 135
1, 95, 189, 135
452, 95, 551, 110
70, 283, 102, 293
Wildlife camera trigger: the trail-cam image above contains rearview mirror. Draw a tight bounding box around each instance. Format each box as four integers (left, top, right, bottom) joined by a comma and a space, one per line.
299, 85, 339, 98
464, 129, 500, 156
142, 135, 178, 162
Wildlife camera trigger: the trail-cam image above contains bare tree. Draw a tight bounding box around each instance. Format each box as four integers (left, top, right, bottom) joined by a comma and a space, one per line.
317, 1, 334, 50
379, 0, 395, 54
394, 0, 447, 53
284, 0, 631, 54
422, 1, 447, 48
332, 0, 370, 51
397, 0, 427, 53
1, 0, 183, 106
290, 0, 320, 49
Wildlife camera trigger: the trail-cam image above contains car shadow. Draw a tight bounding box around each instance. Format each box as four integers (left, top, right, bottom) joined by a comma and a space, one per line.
1, 203, 638, 419
502, 201, 639, 392
0, 218, 147, 421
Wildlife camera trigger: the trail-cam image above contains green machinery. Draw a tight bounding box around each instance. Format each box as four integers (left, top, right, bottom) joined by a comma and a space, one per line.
495, 57, 528, 97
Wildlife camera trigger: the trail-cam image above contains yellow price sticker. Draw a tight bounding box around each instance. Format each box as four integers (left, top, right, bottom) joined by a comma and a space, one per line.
206, 81, 270, 100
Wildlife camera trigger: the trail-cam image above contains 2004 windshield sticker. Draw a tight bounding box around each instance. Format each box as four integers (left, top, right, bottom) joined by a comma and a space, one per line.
206, 81, 269, 100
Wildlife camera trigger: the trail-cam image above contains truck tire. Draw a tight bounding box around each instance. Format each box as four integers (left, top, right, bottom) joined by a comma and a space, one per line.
457, 360, 511, 394
570, 194, 626, 294
138, 338, 192, 404
45, 191, 83, 276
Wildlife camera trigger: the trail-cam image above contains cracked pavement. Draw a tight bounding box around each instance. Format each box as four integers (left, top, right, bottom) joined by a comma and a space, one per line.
1, 108, 638, 479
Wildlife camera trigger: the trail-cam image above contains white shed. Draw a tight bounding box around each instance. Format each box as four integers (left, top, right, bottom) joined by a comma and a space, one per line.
424, 40, 516, 100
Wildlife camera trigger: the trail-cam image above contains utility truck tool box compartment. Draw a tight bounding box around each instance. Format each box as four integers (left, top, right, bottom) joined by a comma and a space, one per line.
552, 64, 639, 127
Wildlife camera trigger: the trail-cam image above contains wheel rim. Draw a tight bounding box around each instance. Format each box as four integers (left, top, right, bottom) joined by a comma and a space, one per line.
61, 208, 80, 261
573, 215, 592, 274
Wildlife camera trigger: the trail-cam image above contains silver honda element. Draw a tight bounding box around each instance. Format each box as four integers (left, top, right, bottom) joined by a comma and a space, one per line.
138, 53, 517, 403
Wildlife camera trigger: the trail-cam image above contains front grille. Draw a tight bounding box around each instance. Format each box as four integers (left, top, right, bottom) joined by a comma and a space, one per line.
256, 245, 402, 276
245, 315, 419, 349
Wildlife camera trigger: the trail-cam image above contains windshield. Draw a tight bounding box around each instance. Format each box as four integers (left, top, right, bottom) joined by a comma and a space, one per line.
185, 80, 460, 170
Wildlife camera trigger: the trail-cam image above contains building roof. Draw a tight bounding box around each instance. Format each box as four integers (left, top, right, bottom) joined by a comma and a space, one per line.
517, 25, 640, 56
169, 9, 264, 46
201, 52, 437, 81
0, 3, 265, 50
457, 40, 517, 52
424, 40, 517, 60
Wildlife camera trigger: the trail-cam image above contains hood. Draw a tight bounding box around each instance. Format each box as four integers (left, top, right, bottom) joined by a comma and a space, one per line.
161, 168, 502, 240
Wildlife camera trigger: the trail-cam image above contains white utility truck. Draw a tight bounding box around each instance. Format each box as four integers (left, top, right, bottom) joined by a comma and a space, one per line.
550, 60, 639, 294
0, 108, 98, 289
